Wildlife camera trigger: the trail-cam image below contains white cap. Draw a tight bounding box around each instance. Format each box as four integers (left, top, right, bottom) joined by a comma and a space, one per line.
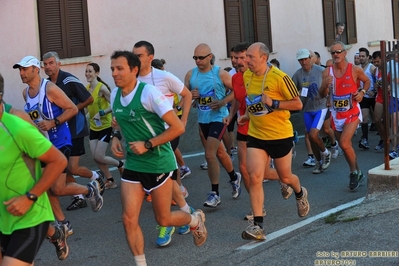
13, 56, 41, 69
296, 49, 311, 60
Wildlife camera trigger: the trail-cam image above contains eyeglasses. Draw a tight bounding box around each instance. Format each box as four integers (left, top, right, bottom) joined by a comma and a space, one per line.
193, 53, 211, 61
330, 50, 345, 55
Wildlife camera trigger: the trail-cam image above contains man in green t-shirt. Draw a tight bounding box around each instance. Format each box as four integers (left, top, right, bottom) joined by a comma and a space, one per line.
109, 51, 208, 266
0, 88, 70, 263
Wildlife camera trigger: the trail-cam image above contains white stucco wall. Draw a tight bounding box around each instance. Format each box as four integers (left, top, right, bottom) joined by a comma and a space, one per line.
0, 0, 396, 110
269, 0, 394, 77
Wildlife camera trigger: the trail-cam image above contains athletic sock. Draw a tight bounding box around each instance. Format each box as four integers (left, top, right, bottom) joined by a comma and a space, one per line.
228, 170, 237, 182
253, 216, 263, 229
180, 203, 190, 213
90, 171, 99, 181
361, 123, 369, 140
321, 149, 329, 156
295, 188, 303, 199
211, 184, 219, 196
134, 255, 147, 266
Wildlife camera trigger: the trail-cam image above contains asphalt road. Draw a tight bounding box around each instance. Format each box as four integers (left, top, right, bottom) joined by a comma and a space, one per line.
34, 130, 393, 266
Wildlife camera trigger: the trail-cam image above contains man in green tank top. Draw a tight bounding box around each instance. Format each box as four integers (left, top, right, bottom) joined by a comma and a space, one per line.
109, 51, 207, 266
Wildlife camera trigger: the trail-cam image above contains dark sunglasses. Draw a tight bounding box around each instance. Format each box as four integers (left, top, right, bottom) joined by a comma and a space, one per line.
330, 50, 345, 55
193, 53, 211, 61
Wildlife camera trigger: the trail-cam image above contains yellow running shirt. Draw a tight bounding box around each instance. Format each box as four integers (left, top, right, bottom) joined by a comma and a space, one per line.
244, 66, 299, 140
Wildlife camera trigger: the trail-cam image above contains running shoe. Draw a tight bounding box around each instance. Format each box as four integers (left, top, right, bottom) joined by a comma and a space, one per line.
146, 194, 152, 202
181, 185, 189, 198
357, 170, 364, 183
50, 223, 69, 260
230, 172, 242, 199
86, 181, 104, 212
303, 156, 316, 167
231, 147, 238, 155
375, 140, 384, 151
66, 196, 87, 211
95, 171, 105, 195
191, 209, 207, 247
312, 161, 323, 174
244, 207, 267, 220
280, 182, 293, 200
105, 179, 118, 189
180, 166, 191, 179
293, 130, 299, 144
296, 187, 310, 217
349, 172, 359, 190
389, 150, 399, 160
200, 161, 208, 170
358, 138, 370, 150
156, 226, 175, 247
58, 221, 74, 236
178, 206, 195, 235
241, 221, 266, 241
203, 191, 221, 208
321, 150, 331, 170
331, 143, 339, 159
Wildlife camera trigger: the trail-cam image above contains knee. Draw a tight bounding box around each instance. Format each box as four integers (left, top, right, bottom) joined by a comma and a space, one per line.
154, 213, 171, 227
50, 185, 64, 196
93, 154, 104, 163
122, 213, 139, 229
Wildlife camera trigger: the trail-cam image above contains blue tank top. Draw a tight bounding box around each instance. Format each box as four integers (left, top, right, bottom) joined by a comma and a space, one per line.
24, 79, 72, 148
190, 66, 229, 123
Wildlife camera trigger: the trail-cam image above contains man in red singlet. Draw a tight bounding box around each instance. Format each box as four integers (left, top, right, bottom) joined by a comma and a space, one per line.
320, 41, 370, 191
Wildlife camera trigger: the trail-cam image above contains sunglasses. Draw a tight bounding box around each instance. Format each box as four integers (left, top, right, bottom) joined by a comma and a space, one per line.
330, 50, 345, 55
193, 53, 211, 61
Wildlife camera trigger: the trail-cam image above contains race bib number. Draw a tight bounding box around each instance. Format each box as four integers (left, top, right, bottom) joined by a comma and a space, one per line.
198, 90, 216, 111
332, 93, 352, 112
27, 109, 43, 124
246, 94, 272, 116
301, 87, 309, 97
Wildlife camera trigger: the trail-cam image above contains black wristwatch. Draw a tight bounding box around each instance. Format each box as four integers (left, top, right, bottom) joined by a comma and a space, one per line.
54, 117, 61, 126
26, 192, 38, 202
175, 106, 182, 111
144, 140, 153, 150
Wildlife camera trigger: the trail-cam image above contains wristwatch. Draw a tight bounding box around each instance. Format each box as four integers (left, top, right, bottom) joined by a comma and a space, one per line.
144, 140, 153, 150
361, 89, 367, 95
26, 192, 38, 202
175, 106, 182, 111
54, 117, 61, 126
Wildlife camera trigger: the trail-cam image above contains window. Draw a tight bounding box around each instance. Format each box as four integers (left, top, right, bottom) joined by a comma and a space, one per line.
393, 0, 399, 39
322, 0, 357, 47
37, 0, 91, 59
224, 0, 272, 55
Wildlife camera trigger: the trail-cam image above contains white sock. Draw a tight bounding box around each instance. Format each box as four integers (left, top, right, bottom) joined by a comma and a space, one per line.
180, 203, 190, 213
134, 254, 147, 266
189, 214, 199, 228
322, 149, 329, 156
180, 185, 186, 192
90, 171, 99, 181
75, 194, 84, 199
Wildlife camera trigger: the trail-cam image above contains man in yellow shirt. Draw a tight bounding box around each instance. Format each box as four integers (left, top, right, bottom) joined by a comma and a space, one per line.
238, 42, 310, 241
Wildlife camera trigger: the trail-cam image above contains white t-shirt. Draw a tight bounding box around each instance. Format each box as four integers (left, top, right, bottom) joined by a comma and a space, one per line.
139, 67, 184, 107
229, 68, 237, 76
110, 81, 172, 119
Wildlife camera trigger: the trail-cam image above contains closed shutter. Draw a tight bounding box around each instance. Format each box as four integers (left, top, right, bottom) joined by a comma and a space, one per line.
345, 0, 357, 44
37, 0, 67, 58
37, 0, 91, 59
254, 0, 272, 52
65, 0, 91, 57
323, 0, 336, 47
393, 0, 399, 39
224, 0, 244, 55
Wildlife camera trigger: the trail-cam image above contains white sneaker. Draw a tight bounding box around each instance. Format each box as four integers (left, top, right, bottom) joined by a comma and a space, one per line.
331, 143, 339, 159
191, 209, 207, 246
303, 156, 316, 167
321, 150, 331, 170
200, 161, 208, 170
203, 192, 221, 208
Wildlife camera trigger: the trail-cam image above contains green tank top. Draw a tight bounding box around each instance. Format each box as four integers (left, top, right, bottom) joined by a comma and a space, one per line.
113, 82, 176, 173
